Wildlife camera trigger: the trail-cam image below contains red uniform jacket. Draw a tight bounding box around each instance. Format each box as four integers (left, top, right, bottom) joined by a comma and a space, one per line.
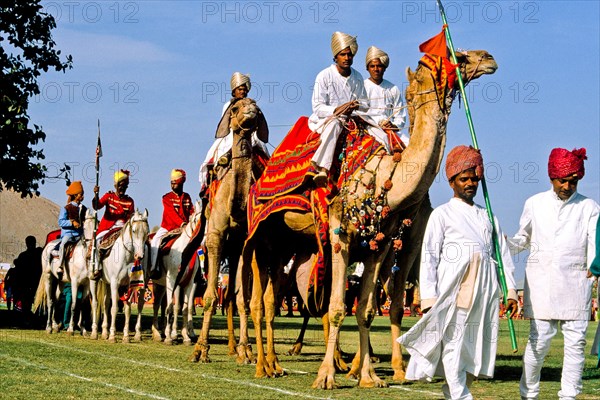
161, 191, 194, 231
94, 191, 135, 233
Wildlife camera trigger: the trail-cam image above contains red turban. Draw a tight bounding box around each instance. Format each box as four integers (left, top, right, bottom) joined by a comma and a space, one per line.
548, 148, 586, 179
445, 145, 484, 181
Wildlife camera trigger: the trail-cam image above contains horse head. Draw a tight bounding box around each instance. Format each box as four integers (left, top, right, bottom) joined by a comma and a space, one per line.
126, 209, 149, 262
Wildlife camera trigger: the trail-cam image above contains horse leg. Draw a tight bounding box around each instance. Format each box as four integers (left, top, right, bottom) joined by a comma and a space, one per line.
152, 284, 165, 342
42, 272, 53, 334
103, 278, 119, 343
171, 286, 181, 342
122, 296, 131, 343
181, 284, 194, 345
164, 284, 175, 345
66, 278, 78, 336
133, 288, 145, 342
89, 280, 99, 340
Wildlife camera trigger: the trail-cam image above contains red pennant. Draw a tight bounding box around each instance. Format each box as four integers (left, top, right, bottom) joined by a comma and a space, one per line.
419, 25, 449, 58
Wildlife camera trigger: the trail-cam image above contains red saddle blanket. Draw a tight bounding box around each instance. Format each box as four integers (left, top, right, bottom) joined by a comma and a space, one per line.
247, 116, 383, 314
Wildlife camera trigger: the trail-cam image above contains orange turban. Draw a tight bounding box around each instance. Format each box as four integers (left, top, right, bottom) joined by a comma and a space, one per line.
66, 181, 83, 195
445, 145, 484, 181
548, 148, 586, 179
170, 169, 186, 184
114, 169, 130, 184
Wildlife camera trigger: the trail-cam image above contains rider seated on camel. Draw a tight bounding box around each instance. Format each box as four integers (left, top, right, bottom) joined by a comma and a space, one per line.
198, 72, 270, 197
309, 31, 391, 188
363, 45, 409, 148
149, 169, 195, 280
91, 169, 135, 279
53, 181, 87, 276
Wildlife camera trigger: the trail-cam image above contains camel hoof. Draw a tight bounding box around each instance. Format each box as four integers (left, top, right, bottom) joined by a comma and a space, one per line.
359, 378, 388, 388
346, 370, 359, 380
393, 370, 406, 382
312, 377, 337, 390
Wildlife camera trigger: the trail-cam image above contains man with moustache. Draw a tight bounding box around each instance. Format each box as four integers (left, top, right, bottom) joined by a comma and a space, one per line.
399, 145, 518, 400
509, 147, 599, 400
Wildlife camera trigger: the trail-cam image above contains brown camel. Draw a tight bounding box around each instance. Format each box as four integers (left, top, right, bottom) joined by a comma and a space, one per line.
190, 97, 268, 363
239, 49, 498, 388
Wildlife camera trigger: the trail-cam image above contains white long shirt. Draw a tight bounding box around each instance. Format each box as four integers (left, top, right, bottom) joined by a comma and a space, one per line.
508, 189, 599, 321
363, 78, 408, 144
399, 198, 517, 380
198, 100, 269, 189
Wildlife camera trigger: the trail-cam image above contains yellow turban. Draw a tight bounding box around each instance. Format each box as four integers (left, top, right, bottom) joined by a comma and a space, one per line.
230, 72, 251, 91
170, 168, 186, 183
331, 31, 358, 57
66, 181, 83, 196
113, 169, 130, 184
365, 46, 389, 68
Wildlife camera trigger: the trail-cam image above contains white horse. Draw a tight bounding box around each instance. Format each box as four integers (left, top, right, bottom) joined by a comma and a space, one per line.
152, 201, 204, 345
89, 209, 149, 343
33, 209, 96, 335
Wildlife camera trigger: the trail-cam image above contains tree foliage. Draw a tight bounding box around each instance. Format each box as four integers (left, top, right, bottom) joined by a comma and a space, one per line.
0, 0, 72, 197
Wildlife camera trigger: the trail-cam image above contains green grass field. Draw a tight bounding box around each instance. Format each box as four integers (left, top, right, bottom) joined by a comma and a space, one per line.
0, 307, 598, 399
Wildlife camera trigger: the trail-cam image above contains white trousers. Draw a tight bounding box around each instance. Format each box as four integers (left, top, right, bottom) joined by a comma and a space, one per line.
520, 319, 588, 400
150, 227, 169, 269
309, 116, 391, 170
441, 307, 474, 400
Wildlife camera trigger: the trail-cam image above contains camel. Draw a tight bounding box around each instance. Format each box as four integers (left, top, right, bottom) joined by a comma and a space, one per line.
239, 50, 498, 388
190, 97, 268, 363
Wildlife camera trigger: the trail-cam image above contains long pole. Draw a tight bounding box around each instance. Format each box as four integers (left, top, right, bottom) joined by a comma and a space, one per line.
91, 119, 101, 275
436, 0, 518, 352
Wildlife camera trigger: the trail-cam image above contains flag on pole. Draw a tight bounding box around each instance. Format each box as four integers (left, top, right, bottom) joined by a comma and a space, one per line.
96, 119, 102, 158
419, 24, 449, 58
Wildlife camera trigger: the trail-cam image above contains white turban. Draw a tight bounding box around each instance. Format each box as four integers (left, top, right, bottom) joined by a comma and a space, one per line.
230, 72, 251, 91
331, 31, 358, 57
365, 46, 389, 68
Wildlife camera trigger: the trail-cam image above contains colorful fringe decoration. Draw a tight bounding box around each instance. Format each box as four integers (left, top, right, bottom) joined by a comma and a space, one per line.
120, 259, 145, 302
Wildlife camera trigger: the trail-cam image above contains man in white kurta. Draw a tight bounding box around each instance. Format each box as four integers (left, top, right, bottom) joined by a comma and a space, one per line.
363, 46, 408, 145
198, 72, 269, 193
399, 145, 517, 400
309, 32, 390, 187
508, 147, 599, 400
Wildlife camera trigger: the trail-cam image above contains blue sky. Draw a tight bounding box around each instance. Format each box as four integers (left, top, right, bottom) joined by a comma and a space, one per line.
30, 1, 599, 277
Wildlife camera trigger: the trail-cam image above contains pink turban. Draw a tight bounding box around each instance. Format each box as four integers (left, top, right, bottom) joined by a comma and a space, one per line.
445, 145, 484, 180
548, 148, 586, 179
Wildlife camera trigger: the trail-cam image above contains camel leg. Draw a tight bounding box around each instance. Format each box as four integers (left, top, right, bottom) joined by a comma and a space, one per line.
236, 244, 255, 365
324, 313, 349, 372
288, 315, 309, 355
355, 256, 387, 388
313, 207, 348, 390
191, 228, 223, 363
263, 271, 284, 377
250, 251, 273, 378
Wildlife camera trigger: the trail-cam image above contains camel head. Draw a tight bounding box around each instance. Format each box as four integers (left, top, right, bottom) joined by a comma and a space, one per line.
404, 49, 497, 136
455, 49, 498, 81
215, 97, 269, 143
